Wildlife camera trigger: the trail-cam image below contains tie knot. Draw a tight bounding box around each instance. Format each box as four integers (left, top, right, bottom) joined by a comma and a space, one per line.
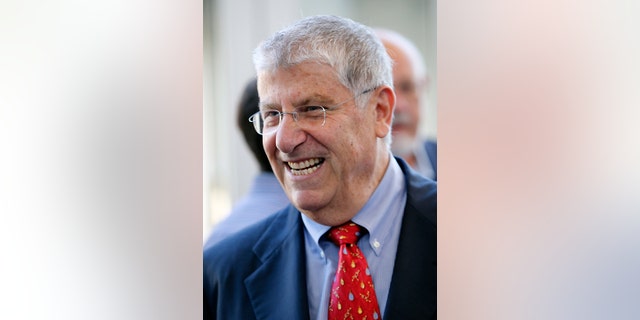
328, 221, 362, 246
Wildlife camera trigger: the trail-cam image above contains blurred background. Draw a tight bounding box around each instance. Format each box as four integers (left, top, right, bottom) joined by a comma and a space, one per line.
4, 0, 640, 318
203, 0, 437, 240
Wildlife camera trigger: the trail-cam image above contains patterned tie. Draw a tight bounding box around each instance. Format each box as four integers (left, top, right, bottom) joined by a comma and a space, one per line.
327, 221, 381, 320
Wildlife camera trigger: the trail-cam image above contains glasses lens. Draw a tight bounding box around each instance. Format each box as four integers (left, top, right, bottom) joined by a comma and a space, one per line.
299, 107, 326, 128
249, 113, 263, 135
252, 106, 328, 135
261, 110, 281, 135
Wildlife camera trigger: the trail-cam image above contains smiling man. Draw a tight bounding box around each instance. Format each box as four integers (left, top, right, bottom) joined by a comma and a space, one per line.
203, 15, 437, 320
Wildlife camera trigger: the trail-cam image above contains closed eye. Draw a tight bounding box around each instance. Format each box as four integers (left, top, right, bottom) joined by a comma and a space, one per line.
261, 110, 281, 119
297, 105, 325, 113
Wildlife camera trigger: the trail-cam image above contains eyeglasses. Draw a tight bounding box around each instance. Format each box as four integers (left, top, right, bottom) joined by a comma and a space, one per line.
249, 87, 376, 135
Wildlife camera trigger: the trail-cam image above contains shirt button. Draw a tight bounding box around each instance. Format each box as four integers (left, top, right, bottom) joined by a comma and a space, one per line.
373, 240, 381, 248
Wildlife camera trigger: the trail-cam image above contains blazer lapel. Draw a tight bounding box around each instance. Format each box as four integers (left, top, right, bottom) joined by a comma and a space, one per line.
385, 159, 437, 320
244, 207, 310, 320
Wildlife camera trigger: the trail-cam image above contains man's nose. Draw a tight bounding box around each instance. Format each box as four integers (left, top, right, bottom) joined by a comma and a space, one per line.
275, 113, 306, 154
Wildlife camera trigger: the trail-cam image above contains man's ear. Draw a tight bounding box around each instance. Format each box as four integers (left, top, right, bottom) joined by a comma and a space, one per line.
373, 86, 396, 139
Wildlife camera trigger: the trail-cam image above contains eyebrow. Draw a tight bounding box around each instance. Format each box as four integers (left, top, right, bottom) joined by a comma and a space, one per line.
259, 93, 336, 111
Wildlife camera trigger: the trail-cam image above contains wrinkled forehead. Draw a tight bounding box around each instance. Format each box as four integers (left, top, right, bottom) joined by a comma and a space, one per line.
256, 63, 349, 106
257, 62, 340, 87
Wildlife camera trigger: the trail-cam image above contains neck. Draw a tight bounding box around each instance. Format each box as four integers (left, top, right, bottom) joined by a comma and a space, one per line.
303, 148, 391, 226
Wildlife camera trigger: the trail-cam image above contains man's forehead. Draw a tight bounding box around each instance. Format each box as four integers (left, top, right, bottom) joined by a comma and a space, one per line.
258, 73, 346, 99
258, 90, 338, 110
258, 61, 338, 82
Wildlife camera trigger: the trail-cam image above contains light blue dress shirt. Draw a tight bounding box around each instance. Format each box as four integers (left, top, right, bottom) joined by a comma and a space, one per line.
302, 154, 407, 320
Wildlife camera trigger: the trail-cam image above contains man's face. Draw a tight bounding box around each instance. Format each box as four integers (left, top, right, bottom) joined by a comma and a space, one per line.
257, 62, 390, 225
384, 41, 423, 154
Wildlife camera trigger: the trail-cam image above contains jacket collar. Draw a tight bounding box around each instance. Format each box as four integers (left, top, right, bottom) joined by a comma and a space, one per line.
384, 157, 437, 319
245, 206, 310, 320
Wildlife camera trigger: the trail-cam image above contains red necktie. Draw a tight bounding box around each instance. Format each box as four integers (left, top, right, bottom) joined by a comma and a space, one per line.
327, 221, 381, 320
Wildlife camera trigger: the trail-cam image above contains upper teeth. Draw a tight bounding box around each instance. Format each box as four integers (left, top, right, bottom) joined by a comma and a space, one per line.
288, 158, 321, 170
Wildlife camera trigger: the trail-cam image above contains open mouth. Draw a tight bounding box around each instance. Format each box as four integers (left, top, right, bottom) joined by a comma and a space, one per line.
287, 158, 325, 176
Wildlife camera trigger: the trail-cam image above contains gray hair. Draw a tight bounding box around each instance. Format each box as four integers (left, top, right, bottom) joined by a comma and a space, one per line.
253, 15, 393, 107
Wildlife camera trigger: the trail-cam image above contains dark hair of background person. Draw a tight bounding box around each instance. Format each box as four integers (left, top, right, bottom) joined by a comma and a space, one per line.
236, 77, 272, 172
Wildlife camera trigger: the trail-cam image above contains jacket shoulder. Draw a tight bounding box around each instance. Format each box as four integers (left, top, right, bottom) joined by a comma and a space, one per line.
203, 206, 304, 319
396, 156, 437, 226
203, 206, 290, 275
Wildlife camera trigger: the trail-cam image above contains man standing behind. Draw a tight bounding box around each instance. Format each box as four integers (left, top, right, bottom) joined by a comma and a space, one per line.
204, 15, 436, 320
203, 78, 288, 249
376, 28, 437, 180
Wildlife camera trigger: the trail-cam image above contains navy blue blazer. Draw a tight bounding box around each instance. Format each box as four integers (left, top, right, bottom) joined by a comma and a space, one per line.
424, 139, 437, 181
203, 158, 437, 320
